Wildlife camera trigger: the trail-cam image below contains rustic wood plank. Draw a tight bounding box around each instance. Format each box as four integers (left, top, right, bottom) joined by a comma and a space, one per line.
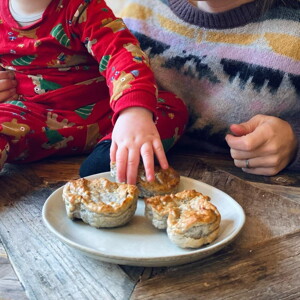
131, 231, 300, 299
24, 156, 84, 184
0, 162, 143, 300
0, 241, 27, 300
172, 146, 300, 188
1, 148, 300, 299
250, 182, 300, 204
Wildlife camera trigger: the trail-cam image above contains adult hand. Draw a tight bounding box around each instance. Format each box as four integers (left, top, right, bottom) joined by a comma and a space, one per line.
0, 69, 18, 102
111, 107, 168, 184
225, 114, 298, 176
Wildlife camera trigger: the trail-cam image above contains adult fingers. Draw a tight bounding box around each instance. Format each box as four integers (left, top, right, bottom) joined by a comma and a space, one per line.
234, 155, 284, 176
229, 123, 250, 137
230, 147, 259, 161
229, 114, 266, 137
226, 124, 268, 152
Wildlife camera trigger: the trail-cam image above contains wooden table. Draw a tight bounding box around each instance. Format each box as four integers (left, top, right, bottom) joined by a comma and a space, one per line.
1, 146, 300, 299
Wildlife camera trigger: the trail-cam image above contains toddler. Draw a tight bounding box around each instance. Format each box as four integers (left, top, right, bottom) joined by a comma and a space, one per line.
0, 0, 188, 184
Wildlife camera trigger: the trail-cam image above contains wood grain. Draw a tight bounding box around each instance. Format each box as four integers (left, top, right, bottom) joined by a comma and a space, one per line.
0, 150, 299, 299
131, 232, 300, 299
0, 242, 27, 300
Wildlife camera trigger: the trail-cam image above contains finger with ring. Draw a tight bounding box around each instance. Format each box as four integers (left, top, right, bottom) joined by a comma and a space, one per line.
245, 159, 250, 168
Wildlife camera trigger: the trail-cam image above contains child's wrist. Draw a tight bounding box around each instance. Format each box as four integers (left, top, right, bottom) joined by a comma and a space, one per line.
119, 106, 153, 118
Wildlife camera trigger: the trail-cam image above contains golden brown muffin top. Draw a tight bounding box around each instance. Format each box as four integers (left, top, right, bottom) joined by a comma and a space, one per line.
63, 177, 139, 214
137, 165, 180, 194
145, 190, 220, 232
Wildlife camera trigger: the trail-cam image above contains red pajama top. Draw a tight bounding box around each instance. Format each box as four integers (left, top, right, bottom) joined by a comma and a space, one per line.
0, 0, 158, 124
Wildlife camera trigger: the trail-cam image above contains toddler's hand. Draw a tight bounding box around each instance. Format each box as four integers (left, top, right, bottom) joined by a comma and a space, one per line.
225, 114, 297, 176
0, 69, 18, 102
111, 107, 168, 184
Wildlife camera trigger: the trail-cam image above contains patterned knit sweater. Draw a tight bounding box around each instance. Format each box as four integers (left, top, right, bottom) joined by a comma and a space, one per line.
119, 0, 300, 171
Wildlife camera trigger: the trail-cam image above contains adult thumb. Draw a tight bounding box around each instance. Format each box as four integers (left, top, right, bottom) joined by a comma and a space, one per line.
229, 115, 262, 137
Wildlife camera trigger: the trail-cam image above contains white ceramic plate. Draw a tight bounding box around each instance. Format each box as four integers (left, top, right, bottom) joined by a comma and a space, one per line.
42, 172, 245, 267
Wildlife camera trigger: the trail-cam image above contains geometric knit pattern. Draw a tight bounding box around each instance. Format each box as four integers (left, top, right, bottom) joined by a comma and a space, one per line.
119, 0, 300, 169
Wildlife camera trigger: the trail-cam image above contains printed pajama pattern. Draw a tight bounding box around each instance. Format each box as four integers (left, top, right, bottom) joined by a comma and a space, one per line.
0, 0, 188, 169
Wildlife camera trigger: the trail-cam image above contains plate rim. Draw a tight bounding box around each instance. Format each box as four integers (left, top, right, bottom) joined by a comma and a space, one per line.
42, 173, 246, 266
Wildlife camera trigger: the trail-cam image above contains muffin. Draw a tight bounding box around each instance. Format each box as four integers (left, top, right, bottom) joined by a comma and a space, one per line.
110, 162, 180, 198
62, 177, 139, 228
145, 190, 221, 248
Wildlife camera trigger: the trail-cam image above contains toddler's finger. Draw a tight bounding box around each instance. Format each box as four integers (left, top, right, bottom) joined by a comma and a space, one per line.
126, 148, 140, 185
0, 88, 17, 102
152, 139, 168, 170
110, 141, 117, 163
115, 146, 128, 183
0, 71, 15, 80
141, 142, 154, 182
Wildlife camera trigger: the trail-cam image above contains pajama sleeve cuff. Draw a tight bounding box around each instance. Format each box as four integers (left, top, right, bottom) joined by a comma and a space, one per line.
111, 90, 157, 124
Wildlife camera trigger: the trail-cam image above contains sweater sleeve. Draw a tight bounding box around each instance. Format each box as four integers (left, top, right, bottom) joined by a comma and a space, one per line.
70, 0, 157, 123
286, 120, 300, 171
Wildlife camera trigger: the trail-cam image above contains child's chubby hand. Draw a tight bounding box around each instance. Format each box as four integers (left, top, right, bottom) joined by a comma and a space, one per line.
111, 107, 169, 185
0, 69, 18, 102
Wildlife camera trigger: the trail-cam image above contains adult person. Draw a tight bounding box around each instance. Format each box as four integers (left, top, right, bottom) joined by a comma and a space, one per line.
116, 0, 300, 175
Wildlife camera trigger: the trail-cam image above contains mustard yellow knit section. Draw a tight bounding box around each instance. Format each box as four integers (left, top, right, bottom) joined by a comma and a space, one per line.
158, 15, 197, 39
206, 32, 259, 45
120, 3, 152, 20
265, 33, 300, 60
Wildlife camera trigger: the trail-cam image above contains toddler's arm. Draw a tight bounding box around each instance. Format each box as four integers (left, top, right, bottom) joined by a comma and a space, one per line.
74, 1, 164, 183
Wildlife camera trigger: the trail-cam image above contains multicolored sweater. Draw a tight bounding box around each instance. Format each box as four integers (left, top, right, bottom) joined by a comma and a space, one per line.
119, 0, 300, 171
0, 0, 158, 125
